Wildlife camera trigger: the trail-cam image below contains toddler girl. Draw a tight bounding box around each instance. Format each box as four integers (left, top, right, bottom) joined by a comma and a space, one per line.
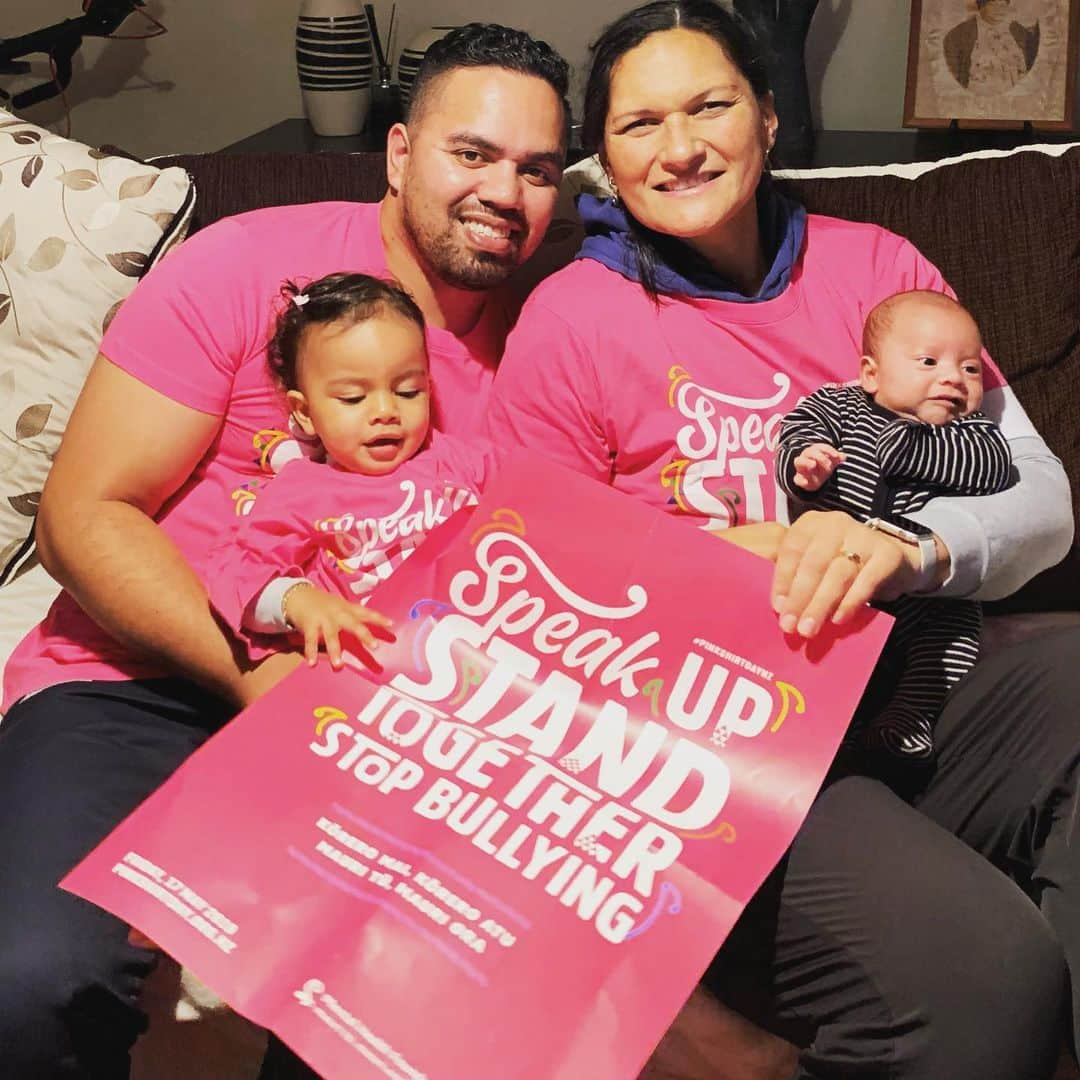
207, 272, 493, 669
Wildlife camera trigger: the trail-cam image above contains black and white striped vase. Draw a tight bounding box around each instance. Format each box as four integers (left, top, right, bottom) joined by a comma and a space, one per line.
296, 0, 373, 136
396, 26, 457, 108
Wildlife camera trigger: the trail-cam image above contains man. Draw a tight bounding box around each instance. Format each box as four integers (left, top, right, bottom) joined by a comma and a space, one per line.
0, 24, 569, 1077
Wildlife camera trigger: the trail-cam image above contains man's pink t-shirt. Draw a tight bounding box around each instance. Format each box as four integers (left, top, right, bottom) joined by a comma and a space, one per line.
3, 202, 508, 709
206, 432, 494, 661
488, 215, 1004, 532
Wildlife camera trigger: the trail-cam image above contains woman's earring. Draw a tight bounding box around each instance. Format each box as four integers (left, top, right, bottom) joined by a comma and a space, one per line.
606, 175, 620, 207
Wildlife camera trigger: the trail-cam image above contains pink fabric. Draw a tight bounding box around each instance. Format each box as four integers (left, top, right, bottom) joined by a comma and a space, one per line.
207, 433, 494, 660
489, 215, 1004, 532
4, 202, 509, 710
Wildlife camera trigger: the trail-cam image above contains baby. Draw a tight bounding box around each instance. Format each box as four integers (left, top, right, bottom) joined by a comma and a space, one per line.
776, 290, 1012, 765
207, 272, 493, 669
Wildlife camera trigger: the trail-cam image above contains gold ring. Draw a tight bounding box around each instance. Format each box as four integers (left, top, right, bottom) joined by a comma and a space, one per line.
839, 549, 862, 566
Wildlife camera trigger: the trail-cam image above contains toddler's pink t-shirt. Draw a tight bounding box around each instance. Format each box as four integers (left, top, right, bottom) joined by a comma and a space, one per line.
207, 432, 494, 661
489, 215, 1004, 532
4, 202, 507, 709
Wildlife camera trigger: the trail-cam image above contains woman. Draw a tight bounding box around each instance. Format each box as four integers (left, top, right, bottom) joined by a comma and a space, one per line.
489, 3, 1078, 1077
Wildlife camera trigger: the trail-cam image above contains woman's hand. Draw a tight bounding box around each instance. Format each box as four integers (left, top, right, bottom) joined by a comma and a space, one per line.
710, 521, 788, 563
770, 510, 923, 637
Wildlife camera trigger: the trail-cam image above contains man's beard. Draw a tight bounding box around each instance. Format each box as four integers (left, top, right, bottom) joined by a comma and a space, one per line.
403, 197, 525, 292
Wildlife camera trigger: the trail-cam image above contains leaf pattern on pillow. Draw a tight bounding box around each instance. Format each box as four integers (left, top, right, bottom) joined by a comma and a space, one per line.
119, 173, 158, 200
16, 404, 51, 441
21, 155, 44, 189
0, 214, 14, 259
8, 492, 41, 517
57, 169, 98, 192
27, 237, 66, 272
102, 299, 123, 335
0, 537, 21, 570
0, 214, 19, 334
106, 251, 149, 277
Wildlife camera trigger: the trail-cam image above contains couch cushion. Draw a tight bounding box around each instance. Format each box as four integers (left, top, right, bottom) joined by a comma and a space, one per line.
0, 109, 195, 585
153, 152, 388, 235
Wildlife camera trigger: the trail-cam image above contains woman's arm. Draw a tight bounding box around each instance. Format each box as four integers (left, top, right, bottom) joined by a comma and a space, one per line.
710, 522, 788, 562
906, 385, 1073, 600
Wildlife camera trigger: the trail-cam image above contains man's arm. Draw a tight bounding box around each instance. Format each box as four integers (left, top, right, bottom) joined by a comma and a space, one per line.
36, 356, 256, 704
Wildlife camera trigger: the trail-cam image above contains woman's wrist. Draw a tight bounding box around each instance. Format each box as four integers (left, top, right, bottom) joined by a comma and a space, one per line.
710, 521, 787, 562
928, 533, 951, 590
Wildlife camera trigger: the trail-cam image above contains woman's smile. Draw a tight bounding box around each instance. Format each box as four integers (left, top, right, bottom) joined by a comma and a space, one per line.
654, 172, 723, 194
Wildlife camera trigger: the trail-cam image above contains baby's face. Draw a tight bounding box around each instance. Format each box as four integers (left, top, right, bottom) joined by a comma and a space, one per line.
861, 302, 985, 424
290, 310, 431, 475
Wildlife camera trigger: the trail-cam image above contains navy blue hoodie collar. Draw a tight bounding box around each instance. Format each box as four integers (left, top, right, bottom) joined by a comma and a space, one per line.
575, 174, 806, 303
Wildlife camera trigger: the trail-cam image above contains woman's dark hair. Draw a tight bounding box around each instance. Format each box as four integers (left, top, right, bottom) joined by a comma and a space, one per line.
268, 272, 425, 392
581, 1, 772, 297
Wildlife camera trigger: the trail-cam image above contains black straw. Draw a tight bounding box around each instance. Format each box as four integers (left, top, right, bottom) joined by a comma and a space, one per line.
364, 4, 388, 74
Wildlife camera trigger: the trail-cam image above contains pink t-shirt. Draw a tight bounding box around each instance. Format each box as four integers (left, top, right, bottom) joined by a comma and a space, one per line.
3, 202, 509, 708
206, 432, 493, 660
488, 215, 1004, 531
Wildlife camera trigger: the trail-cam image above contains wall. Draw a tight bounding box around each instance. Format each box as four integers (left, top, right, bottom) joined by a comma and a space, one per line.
6, 0, 309, 156
3, 1, 1075, 156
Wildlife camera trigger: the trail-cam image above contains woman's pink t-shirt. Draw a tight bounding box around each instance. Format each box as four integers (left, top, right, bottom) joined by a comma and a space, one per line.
489, 215, 1004, 531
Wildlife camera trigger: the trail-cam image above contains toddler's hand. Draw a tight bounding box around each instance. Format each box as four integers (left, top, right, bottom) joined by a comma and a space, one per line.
283, 585, 394, 669
793, 443, 845, 491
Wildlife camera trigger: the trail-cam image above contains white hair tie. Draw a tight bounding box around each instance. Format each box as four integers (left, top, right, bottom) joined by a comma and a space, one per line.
292, 293, 310, 308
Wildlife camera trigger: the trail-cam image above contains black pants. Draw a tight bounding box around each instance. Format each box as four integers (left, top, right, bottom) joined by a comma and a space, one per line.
2, 629, 1078, 1079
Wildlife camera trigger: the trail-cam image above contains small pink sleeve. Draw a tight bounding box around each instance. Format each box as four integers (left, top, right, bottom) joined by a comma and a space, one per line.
488, 295, 611, 483
205, 464, 320, 643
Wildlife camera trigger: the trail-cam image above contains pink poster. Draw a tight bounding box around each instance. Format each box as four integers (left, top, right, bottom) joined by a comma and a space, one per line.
63, 453, 891, 1079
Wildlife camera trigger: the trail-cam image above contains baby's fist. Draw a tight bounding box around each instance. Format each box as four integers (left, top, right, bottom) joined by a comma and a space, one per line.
793, 443, 844, 491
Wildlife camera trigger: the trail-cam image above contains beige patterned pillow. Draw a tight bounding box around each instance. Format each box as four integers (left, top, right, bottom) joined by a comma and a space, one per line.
0, 108, 195, 583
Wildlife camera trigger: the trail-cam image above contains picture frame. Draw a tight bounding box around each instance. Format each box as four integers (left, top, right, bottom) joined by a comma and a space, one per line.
904, 0, 1080, 130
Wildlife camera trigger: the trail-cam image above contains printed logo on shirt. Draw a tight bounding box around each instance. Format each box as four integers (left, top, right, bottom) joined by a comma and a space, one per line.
660, 364, 792, 530
316, 480, 479, 597
231, 422, 326, 513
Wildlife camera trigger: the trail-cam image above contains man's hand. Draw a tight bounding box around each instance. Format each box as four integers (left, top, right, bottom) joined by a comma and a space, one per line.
792, 443, 844, 491
282, 585, 395, 669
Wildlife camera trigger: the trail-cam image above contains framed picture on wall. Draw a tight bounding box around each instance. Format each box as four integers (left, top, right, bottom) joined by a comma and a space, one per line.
904, 0, 1080, 129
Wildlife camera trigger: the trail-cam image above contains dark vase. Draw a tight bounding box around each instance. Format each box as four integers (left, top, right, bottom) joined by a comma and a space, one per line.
734, 0, 820, 169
